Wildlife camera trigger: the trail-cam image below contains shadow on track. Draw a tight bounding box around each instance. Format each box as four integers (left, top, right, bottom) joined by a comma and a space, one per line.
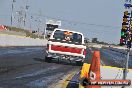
33, 57, 81, 67
66, 82, 79, 88
66, 72, 80, 88
33, 58, 45, 62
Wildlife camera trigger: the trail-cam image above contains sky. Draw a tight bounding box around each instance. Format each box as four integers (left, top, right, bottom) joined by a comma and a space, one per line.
0, 0, 125, 44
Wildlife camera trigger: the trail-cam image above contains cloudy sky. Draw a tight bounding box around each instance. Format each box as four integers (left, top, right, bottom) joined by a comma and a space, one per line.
0, 0, 125, 44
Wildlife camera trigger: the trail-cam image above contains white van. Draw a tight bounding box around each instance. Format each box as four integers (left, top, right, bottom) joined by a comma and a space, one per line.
45, 28, 86, 65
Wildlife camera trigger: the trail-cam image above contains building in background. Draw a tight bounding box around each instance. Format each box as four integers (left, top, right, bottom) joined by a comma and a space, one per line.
92, 38, 98, 43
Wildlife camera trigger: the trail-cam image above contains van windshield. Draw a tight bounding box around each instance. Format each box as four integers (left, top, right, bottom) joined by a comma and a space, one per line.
53, 30, 82, 44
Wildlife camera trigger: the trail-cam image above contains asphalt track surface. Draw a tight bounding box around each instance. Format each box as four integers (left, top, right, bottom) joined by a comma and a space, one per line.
0, 47, 80, 88
100, 47, 132, 68
0, 47, 131, 88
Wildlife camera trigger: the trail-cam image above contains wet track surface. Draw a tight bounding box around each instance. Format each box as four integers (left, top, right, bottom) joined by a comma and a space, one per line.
0, 46, 132, 88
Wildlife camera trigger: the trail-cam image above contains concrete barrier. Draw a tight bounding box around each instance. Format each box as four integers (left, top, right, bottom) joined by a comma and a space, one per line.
0, 34, 48, 46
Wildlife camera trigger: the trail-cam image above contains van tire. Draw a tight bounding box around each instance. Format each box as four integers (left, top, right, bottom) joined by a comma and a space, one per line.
45, 56, 52, 63
76, 61, 83, 66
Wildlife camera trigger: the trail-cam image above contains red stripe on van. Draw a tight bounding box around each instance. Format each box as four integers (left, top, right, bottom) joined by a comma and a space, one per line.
51, 45, 82, 54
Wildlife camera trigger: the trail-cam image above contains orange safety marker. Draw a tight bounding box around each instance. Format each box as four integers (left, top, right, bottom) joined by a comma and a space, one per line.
86, 51, 101, 88
80, 51, 131, 88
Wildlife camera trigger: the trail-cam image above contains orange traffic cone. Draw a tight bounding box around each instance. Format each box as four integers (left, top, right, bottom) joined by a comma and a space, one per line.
80, 51, 130, 88
85, 51, 101, 88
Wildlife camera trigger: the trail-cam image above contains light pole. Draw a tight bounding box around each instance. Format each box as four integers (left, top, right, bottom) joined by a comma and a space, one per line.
44, 20, 47, 39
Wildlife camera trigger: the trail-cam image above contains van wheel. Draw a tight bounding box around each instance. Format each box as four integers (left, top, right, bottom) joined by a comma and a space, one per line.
76, 61, 83, 66
45, 56, 52, 63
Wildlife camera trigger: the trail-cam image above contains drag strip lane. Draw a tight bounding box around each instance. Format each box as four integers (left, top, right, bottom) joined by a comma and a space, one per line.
100, 48, 132, 68
0, 63, 76, 88
0, 47, 45, 55
0, 47, 80, 88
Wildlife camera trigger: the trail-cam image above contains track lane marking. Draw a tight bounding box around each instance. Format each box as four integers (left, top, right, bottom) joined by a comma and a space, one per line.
61, 70, 77, 88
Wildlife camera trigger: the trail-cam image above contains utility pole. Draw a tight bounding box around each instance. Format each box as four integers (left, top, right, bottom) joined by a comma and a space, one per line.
11, 0, 16, 29
37, 10, 42, 38
30, 16, 33, 30
44, 21, 47, 39
24, 0, 29, 29
16, 9, 23, 28
38, 28, 39, 38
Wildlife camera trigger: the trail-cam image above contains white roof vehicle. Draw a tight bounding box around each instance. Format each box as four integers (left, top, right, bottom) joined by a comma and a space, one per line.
45, 28, 87, 65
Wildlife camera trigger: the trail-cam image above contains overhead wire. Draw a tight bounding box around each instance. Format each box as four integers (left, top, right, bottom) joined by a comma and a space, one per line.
28, 13, 121, 29
0, 13, 121, 30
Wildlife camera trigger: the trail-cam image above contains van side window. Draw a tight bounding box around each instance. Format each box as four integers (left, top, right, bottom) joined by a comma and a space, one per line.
53, 30, 65, 40
72, 33, 82, 43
